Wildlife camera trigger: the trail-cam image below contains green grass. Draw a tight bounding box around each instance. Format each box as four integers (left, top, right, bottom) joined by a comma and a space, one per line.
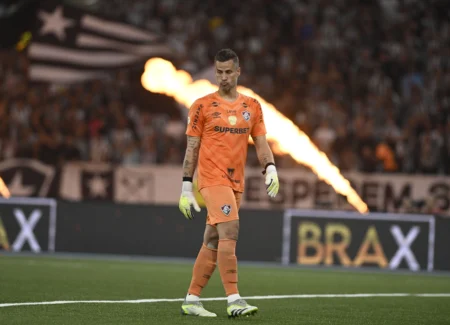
1, 255, 450, 324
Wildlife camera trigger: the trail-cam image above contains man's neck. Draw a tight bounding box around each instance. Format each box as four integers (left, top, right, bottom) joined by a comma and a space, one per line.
218, 88, 239, 102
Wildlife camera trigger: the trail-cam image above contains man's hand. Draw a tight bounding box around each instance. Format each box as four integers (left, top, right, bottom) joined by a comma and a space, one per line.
264, 165, 279, 198
179, 181, 201, 220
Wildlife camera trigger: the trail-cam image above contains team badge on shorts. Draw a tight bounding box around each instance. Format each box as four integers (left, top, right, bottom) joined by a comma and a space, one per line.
242, 110, 251, 121
221, 204, 231, 216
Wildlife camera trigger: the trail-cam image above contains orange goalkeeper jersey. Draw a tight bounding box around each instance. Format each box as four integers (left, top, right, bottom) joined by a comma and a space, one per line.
186, 91, 267, 192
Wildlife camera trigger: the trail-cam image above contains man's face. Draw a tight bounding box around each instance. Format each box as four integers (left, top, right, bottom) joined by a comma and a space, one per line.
215, 59, 240, 92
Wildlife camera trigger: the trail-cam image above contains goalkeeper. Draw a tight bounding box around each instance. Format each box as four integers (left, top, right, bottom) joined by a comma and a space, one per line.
178, 48, 279, 318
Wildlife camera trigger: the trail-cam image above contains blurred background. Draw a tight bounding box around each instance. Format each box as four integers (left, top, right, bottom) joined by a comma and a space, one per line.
0, 0, 448, 173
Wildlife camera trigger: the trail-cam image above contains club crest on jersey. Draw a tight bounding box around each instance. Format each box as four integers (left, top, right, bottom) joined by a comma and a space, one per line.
221, 204, 231, 216
242, 110, 251, 121
228, 116, 237, 125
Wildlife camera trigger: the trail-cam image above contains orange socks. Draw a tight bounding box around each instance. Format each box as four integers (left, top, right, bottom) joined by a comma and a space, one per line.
217, 239, 239, 296
187, 240, 239, 298
188, 244, 217, 297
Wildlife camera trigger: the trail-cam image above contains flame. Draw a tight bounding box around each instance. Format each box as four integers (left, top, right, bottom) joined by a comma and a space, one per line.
0, 177, 10, 198
141, 58, 368, 213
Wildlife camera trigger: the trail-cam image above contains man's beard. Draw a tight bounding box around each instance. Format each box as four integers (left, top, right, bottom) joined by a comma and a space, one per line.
220, 82, 233, 92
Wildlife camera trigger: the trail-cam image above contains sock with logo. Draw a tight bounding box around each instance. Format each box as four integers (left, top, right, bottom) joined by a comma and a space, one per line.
217, 239, 239, 296
187, 244, 217, 297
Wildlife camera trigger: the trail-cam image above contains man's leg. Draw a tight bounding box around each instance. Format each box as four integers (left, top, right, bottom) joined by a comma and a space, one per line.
216, 220, 239, 297
216, 190, 242, 298
217, 221, 258, 317
181, 224, 219, 317
187, 225, 219, 297
186, 185, 256, 317
215, 190, 258, 317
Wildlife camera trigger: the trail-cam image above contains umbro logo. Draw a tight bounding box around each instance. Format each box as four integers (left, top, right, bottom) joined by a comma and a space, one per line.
212, 112, 221, 118
212, 102, 220, 107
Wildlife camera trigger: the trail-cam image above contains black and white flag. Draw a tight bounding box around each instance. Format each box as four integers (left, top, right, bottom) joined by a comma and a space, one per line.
28, 0, 173, 83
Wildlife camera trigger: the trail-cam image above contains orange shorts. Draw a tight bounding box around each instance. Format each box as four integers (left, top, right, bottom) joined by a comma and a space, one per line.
200, 185, 242, 226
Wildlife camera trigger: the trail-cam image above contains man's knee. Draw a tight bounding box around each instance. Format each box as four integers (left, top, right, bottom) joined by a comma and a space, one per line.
205, 237, 219, 249
204, 226, 219, 249
217, 220, 239, 241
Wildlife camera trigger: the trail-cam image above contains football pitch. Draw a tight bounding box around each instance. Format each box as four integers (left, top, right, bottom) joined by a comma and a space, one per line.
1, 254, 450, 325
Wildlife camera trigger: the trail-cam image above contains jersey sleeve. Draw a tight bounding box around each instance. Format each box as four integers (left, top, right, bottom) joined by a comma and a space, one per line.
186, 99, 205, 137
251, 99, 267, 137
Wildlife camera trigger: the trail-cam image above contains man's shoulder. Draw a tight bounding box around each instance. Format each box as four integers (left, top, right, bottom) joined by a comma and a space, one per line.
240, 93, 260, 108
194, 92, 217, 104
191, 93, 218, 111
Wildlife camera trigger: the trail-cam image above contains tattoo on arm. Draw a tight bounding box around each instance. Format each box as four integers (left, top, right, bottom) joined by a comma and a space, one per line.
259, 152, 272, 166
252, 135, 275, 168
183, 136, 201, 177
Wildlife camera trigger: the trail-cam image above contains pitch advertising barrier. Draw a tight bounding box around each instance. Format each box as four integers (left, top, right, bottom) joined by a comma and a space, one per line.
0, 197, 57, 252
434, 218, 450, 271
282, 209, 435, 271
0, 198, 449, 271
54, 201, 283, 262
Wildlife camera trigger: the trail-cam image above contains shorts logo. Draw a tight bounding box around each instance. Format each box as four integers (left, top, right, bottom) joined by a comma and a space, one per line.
221, 204, 231, 216
242, 111, 251, 121
228, 116, 237, 125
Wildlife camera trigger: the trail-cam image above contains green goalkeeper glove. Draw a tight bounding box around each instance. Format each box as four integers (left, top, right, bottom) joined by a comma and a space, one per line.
264, 164, 279, 198
179, 181, 201, 220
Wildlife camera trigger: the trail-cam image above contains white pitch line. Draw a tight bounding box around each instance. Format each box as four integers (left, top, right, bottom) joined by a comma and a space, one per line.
1, 293, 450, 308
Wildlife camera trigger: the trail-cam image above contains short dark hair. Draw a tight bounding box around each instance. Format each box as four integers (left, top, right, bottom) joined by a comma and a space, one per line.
214, 48, 239, 67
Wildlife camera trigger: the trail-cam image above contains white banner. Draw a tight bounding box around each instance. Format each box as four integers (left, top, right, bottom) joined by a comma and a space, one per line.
241, 169, 450, 215
59, 162, 114, 200
59, 162, 450, 215
114, 166, 154, 204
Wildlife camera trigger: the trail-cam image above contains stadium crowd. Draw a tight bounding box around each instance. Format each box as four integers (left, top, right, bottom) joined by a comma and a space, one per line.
0, 0, 449, 175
